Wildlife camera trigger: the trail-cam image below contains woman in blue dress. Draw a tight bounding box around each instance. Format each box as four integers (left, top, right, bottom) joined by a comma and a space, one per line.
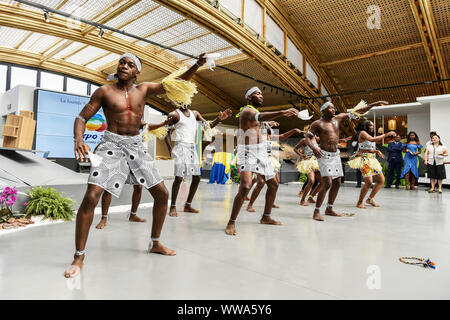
401, 131, 422, 190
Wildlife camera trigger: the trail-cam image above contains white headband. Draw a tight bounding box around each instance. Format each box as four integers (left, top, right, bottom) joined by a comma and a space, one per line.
107, 53, 142, 81
245, 87, 261, 100
320, 101, 333, 112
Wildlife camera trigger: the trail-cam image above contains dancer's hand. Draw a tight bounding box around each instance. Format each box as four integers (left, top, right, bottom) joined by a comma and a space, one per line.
74, 139, 90, 162
387, 131, 396, 137
219, 108, 233, 120
283, 108, 299, 117
196, 53, 207, 67
375, 150, 384, 159
312, 146, 323, 158
267, 121, 279, 127
165, 116, 175, 126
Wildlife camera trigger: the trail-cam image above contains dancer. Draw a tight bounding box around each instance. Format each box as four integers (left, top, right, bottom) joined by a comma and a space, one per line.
295, 132, 321, 206
64, 52, 207, 278
348, 120, 395, 208
164, 106, 232, 217
306, 100, 387, 221
225, 87, 299, 235
246, 123, 304, 212
400, 131, 422, 190
96, 118, 173, 229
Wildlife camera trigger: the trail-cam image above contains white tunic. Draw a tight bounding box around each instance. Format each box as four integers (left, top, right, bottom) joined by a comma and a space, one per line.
173, 109, 197, 144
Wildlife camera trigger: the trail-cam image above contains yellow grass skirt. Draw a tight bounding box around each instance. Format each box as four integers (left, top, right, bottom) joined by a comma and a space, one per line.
269, 154, 281, 172
297, 156, 319, 174
348, 153, 382, 177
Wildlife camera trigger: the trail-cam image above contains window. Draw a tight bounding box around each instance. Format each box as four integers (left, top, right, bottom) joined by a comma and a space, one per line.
286, 37, 303, 71
40, 71, 64, 91
0, 65, 7, 93
146, 104, 163, 115
306, 63, 318, 88
90, 84, 100, 95
10, 66, 37, 88
220, 0, 242, 20
66, 77, 88, 95
244, 0, 262, 35
266, 14, 284, 52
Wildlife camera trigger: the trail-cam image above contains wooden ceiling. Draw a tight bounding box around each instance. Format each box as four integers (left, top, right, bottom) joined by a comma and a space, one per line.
0, 0, 448, 135
279, 0, 450, 108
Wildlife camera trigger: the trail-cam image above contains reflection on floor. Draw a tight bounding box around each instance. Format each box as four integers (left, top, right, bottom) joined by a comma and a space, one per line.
1, 181, 449, 300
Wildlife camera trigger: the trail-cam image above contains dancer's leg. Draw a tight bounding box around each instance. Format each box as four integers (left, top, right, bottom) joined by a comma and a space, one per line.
300, 172, 315, 206
226, 171, 253, 235
247, 174, 265, 212
313, 176, 332, 221
96, 191, 111, 229
129, 185, 146, 222
65, 184, 104, 278
184, 175, 200, 213
260, 177, 282, 225
148, 182, 175, 255
169, 176, 183, 217
324, 178, 342, 217
357, 176, 373, 208
366, 174, 384, 207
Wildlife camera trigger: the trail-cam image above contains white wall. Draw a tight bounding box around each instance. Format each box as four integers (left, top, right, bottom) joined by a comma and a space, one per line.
0, 85, 35, 117
407, 108, 430, 148
429, 100, 450, 176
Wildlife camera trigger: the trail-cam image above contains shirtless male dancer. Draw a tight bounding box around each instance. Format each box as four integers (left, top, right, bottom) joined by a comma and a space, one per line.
306, 101, 387, 221
96, 118, 174, 229
225, 87, 299, 235
165, 106, 232, 217
64, 52, 206, 277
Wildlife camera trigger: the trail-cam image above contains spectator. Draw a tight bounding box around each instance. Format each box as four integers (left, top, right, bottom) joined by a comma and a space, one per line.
424, 134, 448, 193
400, 131, 422, 190
385, 134, 404, 189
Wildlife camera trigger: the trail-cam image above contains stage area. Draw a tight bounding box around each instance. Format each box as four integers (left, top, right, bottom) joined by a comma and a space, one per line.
1, 181, 449, 300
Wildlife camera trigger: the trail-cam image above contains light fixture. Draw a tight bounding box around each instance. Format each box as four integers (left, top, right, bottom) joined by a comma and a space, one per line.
43, 9, 50, 23
378, 127, 384, 134
388, 119, 396, 130
98, 28, 104, 38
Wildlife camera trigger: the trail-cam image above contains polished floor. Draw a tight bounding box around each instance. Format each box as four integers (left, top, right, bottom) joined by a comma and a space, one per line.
1, 181, 449, 300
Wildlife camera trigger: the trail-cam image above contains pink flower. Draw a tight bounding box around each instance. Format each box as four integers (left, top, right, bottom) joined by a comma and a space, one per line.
24, 202, 28, 206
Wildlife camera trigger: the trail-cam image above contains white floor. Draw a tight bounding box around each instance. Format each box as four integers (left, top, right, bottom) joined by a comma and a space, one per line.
0, 182, 449, 300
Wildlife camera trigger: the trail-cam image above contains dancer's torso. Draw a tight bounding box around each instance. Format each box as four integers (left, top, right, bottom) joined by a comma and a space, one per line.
173, 109, 197, 144
101, 84, 147, 136
238, 106, 263, 145
315, 118, 340, 152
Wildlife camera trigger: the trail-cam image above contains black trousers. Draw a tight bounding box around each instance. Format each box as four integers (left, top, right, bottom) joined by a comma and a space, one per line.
387, 160, 403, 187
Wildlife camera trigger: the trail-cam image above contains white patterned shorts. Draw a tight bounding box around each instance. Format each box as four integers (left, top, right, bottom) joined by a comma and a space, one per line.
88, 131, 163, 198
317, 149, 344, 180
172, 142, 201, 178
236, 143, 275, 181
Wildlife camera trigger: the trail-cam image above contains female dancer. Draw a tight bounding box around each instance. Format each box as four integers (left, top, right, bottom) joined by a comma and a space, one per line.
348, 120, 395, 208
401, 131, 423, 190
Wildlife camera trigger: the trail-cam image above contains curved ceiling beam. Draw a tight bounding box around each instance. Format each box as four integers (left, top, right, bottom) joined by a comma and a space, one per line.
154, 0, 321, 113
0, 4, 241, 111
0, 46, 174, 114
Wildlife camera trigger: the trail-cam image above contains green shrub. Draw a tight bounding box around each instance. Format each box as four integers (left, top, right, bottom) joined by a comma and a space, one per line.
299, 173, 307, 183
233, 173, 240, 183
24, 187, 75, 221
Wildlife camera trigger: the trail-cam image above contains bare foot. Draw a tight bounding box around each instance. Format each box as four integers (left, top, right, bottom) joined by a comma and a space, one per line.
168, 206, 178, 217
300, 200, 309, 206
96, 217, 107, 229
129, 214, 147, 223
183, 205, 199, 213
149, 242, 176, 256
225, 222, 237, 235
298, 191, 303, 198
272, 203, 280, 208
325, 208, 342, 217
313, 211, 325, 221
307, 197, 316, 204
260, 215, 283, 225
366, 198, 381, 207
356, 202, 367, 209
246, 205, 256, 212
64, 255, 84, 278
